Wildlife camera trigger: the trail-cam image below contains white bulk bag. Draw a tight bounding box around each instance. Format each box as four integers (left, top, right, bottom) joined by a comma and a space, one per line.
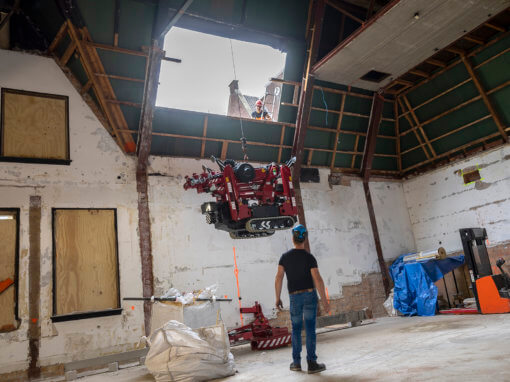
145, 320, 236, 382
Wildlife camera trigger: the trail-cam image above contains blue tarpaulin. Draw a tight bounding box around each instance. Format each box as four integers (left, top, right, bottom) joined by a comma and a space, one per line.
389, 254, 465, 316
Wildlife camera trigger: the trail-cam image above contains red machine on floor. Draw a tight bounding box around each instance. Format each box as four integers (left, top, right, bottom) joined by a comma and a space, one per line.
228, 302, 291, 350
442, 228, 510, 315
183, 157, 298, 239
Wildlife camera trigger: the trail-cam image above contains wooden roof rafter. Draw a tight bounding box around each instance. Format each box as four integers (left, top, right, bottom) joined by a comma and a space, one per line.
48, 21, 137, 154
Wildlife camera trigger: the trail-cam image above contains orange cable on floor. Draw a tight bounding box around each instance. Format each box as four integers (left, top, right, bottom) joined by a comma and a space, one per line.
326, 287, 331, 315
233, 247, 243, 325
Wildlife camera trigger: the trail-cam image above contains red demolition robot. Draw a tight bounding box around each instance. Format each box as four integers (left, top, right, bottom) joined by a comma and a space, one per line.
183, 157, 298, 239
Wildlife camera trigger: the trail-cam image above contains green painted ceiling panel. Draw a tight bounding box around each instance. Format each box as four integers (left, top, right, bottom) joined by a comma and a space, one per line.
244, 0, 309, 40
187, 0, 242, 24
375, 138, 396, 155
352, 154, 361, 169
379, 120, 395, 136
382, 101, 394, 118
278, 105, 298, 124
423, 99, 489, 140
310, 150, 331, 167
340, 115, 368, 133
303, 129, 335, 150
490, 86, 510, 125
151, 137, 201, 157
476, 53, 510, 90
27, 0, 65, 41
407, 63, 469, 106
153, 108, 205, 136
402, 147, 427, 170
67, 56, 89, 86
109, 79, 145, 104
283, 41, 306, 82
400, 132, 420, 152
398, 115, 412, 134
433, 118, 498, 154
228, 143, 278, 163
470, 34, 510, 66
336, 133, 355, 151
312, 88, 342, 110
205, 115, 272, 142
309, 109, 338, 129
372, 157, 397, 171
280, 84, 295, 104
241, 123, 283, 146
120, 105, 141, 131
77, 0, 116, 44
334, 153, 352, 168
97, 50, 147, 80
204, 141, 222, 159
280, 148, 292, 163
344, 96, 371, 115
283, 126, 295, 146
414, 81, 479, 123
118, 0, 155, 50
356, 136, 365, 152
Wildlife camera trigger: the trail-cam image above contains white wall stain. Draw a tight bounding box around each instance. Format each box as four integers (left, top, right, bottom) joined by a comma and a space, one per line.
403, 145, 510, 252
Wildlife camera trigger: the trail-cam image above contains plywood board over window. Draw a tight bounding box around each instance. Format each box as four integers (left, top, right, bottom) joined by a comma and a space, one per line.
52, 209, 121, 321
1, 88, 70, 165
0, 209, 19, 332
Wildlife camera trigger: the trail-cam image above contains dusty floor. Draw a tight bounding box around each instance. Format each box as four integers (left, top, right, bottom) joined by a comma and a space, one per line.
79, 314, 510, 381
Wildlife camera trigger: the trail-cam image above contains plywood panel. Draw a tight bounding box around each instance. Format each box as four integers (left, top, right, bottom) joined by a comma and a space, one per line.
54, 209, 119, 315
1, 89, 68, 160
0, 211, 16, 330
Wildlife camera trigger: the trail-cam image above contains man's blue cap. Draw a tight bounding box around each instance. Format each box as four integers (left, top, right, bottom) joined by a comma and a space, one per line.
292, 224, 307, 241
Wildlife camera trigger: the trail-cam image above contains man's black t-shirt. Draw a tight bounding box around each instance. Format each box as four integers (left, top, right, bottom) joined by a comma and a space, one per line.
278, 249, 318, 293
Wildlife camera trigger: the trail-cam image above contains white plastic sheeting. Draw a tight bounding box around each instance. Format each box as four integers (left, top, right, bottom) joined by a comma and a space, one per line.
145, 320, 236, 382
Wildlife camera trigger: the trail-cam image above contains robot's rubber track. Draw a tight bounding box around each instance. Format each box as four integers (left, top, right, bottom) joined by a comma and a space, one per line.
245, 216, 297, 233
230, 230, 275, 240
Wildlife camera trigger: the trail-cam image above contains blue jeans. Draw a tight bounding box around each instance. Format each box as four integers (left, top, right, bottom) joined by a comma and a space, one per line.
289, 290, 318, 364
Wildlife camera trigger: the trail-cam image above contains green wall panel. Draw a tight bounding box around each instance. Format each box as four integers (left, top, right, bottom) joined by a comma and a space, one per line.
336, 133, 355, 151
334, 153, 352, 168
340, 115, 368, 133
423, 99, 489, 140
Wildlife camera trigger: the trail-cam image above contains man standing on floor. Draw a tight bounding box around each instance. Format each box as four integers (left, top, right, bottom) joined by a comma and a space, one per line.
275, 224, 330, 374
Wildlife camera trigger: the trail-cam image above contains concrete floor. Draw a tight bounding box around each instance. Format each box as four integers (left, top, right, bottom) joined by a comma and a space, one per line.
79, 314, 510, 381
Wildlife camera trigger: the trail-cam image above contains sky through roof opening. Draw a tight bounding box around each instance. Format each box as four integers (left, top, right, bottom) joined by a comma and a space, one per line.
157, 27, 287, 116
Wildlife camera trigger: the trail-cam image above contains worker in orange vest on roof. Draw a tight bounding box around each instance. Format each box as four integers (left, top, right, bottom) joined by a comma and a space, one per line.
252, 99, 271, 120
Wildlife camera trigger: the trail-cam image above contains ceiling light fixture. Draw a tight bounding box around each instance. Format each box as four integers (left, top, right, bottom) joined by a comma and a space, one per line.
0, 215, 14, 220
414, 12, 420, 20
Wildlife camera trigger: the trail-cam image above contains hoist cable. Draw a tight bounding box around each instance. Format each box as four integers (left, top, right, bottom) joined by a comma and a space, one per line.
229, 39, 249, 160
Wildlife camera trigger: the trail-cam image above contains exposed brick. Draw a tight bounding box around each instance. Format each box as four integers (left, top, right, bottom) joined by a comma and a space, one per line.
270, 272, 388, 330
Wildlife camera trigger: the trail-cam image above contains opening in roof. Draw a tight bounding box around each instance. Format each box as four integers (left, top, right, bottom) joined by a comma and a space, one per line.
157, 27, 286, 119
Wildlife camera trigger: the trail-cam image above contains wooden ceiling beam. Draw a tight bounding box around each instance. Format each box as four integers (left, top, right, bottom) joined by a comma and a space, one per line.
330, 93, 347, 169
48, 22, 68, 53
409, 69, 429, 78
66, 21, 128, 153
444, 46, 465, 55
325, 0, 364, 24
463, 35, 484, 45
397, 97, 431, 160
360, 93, 385, 180
484, 22, 505, 32
95, 73, 145, 83
461, 54, 508, 143
394, 101, 401, 174
425, 58, 447, 67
